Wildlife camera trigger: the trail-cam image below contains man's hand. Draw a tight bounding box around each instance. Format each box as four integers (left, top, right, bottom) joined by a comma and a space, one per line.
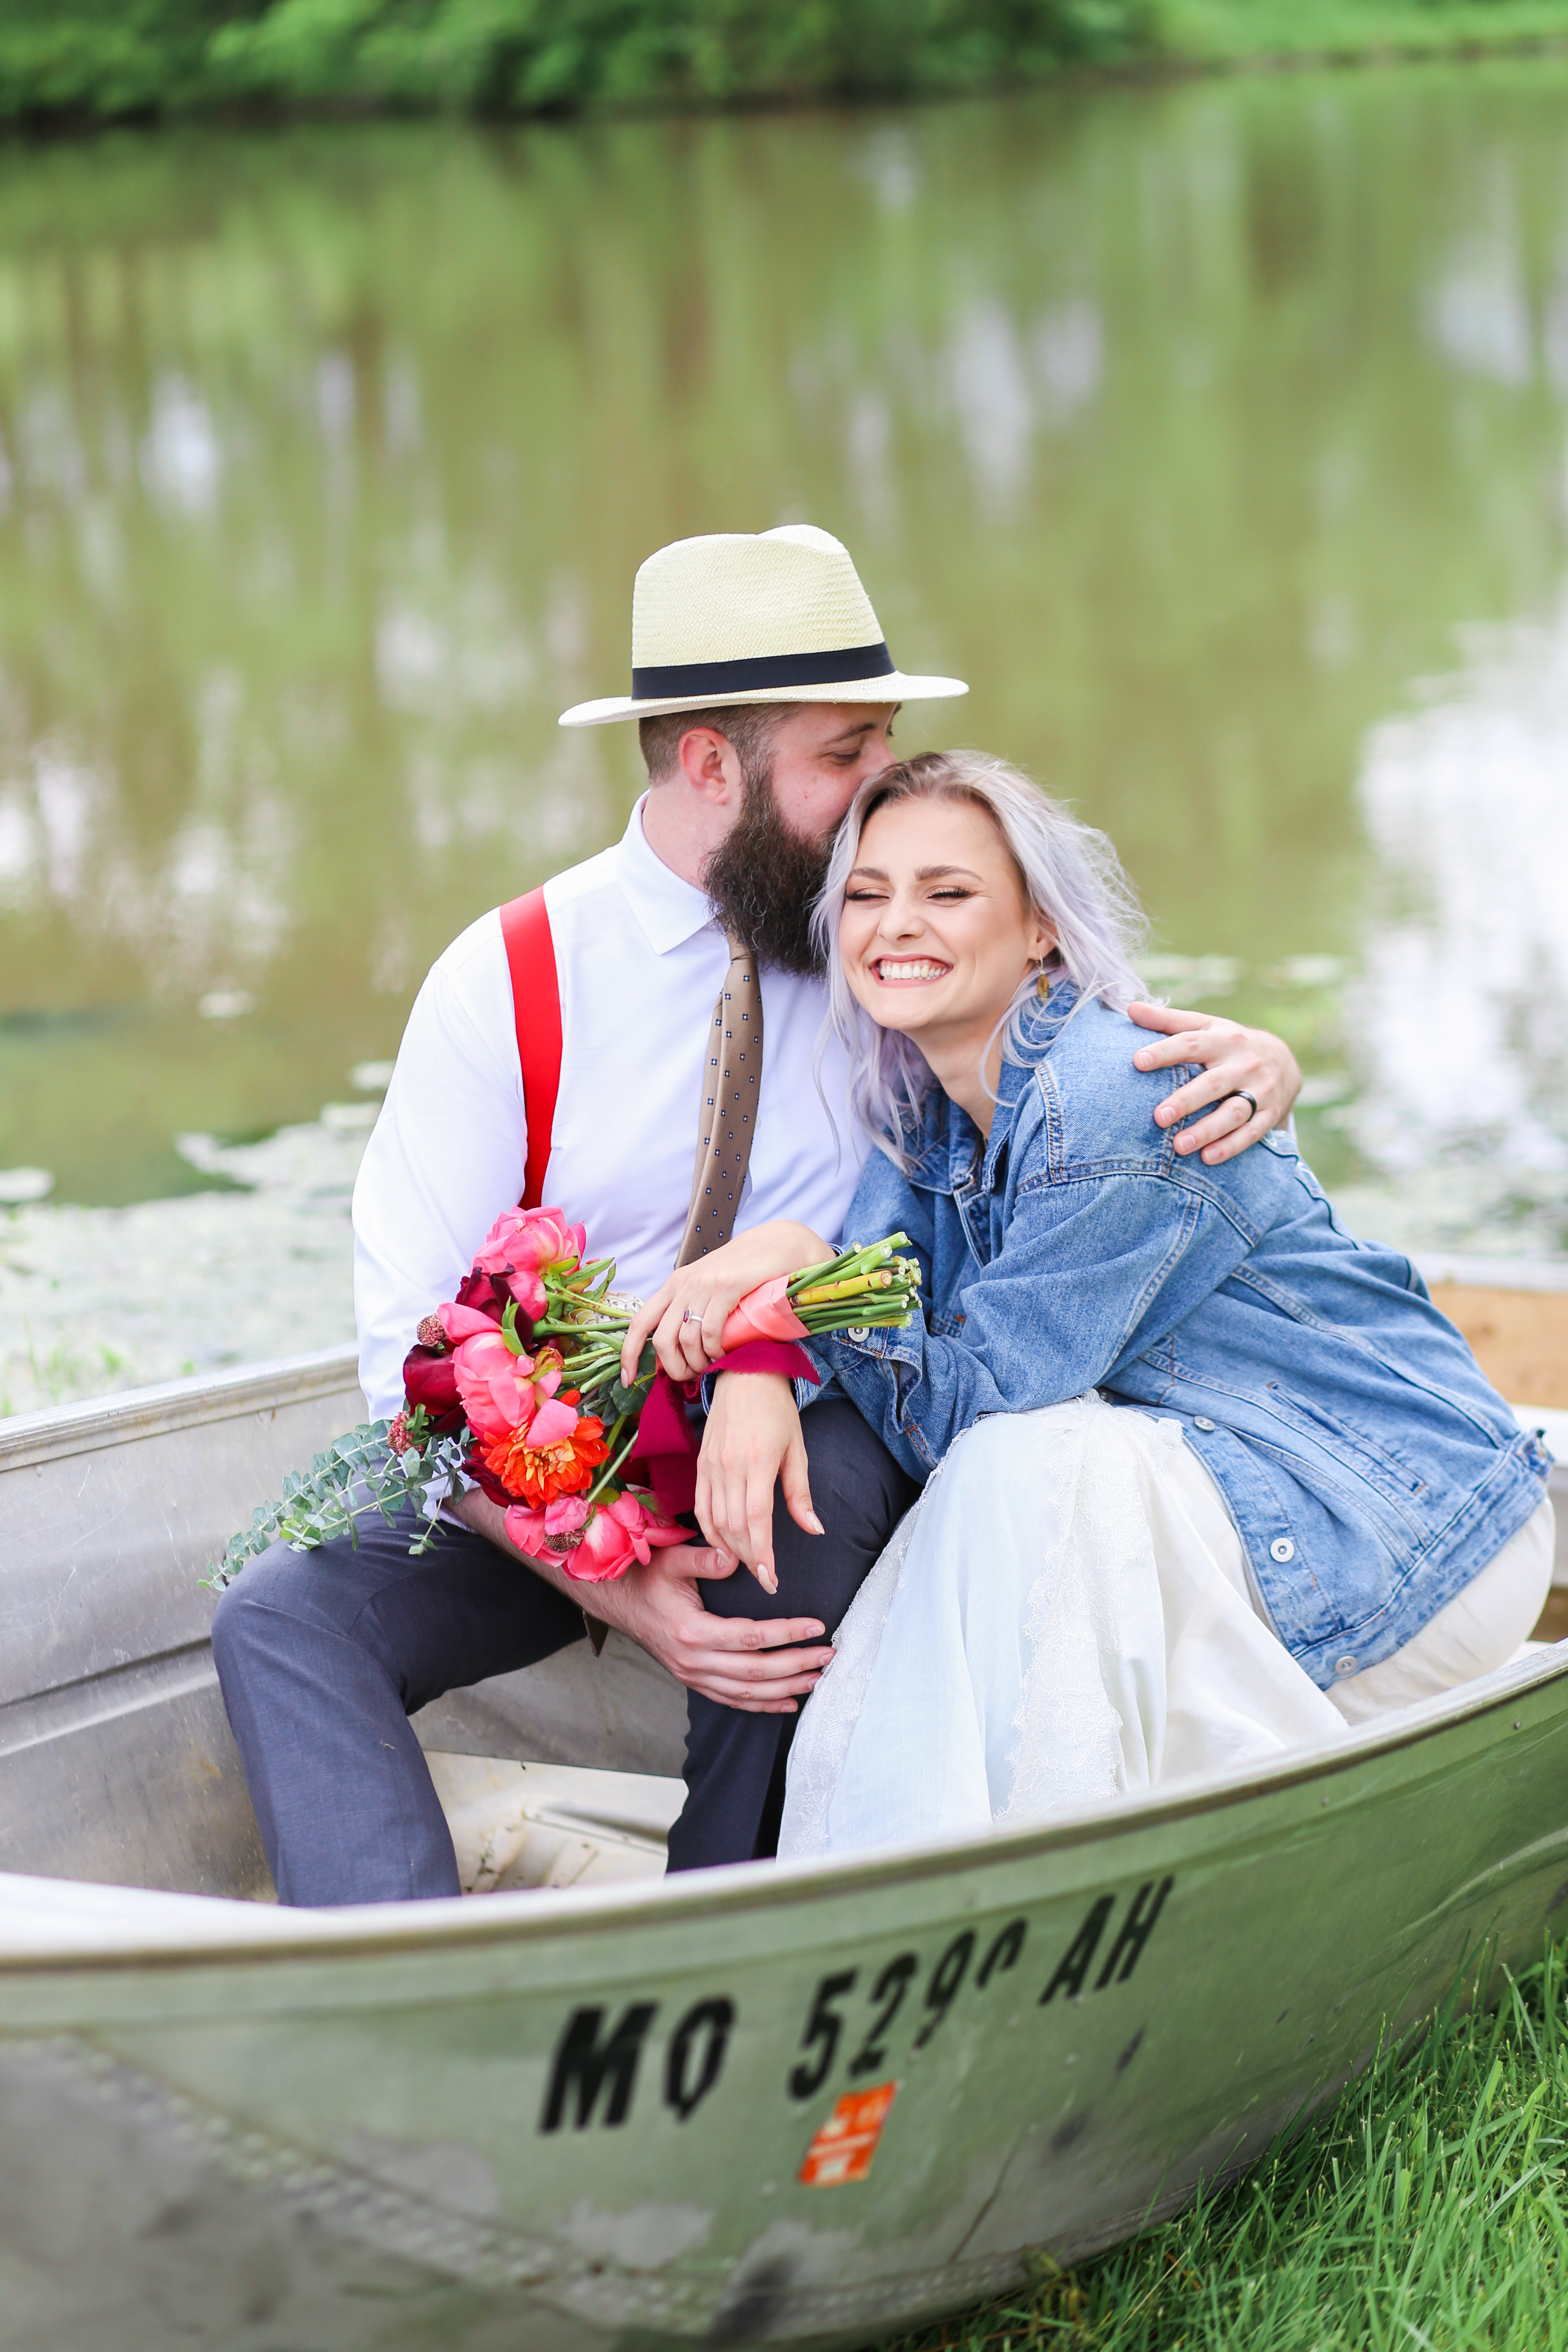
696, 1372, 819, 1595
620, 1219, 833, 1384
1127, 1001, 1302, 1167
450, 1489, 832, 1713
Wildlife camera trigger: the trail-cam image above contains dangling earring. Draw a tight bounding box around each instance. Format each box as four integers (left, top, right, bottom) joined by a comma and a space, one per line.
1035, 959, 1050, 1004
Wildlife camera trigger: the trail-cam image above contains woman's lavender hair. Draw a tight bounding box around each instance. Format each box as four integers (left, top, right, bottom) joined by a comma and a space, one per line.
813, 750, 1148, 1166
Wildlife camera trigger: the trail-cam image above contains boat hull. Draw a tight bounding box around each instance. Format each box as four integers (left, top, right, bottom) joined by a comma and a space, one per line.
2, 1353, 1567, 2347
0, 1645, 1564, 2346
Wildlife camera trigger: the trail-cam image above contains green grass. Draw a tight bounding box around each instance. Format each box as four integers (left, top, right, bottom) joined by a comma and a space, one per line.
878, 1945, 1568, 2352
2, 0, 1568, 122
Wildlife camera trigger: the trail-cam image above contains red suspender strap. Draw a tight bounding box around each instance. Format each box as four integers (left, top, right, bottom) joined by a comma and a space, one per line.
499, 887, 561, 1210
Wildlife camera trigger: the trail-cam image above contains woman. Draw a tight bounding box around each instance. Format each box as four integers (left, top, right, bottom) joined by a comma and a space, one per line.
626, 752, 1555, 1855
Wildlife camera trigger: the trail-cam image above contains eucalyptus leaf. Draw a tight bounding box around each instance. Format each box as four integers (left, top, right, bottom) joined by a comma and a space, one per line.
202, 1423, 472, 1589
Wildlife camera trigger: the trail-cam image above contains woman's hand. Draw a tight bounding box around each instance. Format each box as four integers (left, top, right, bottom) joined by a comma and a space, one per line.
696, 1372, 820, 1593
1127, 1002, 1302, 1166
620, 1220, 833, 1385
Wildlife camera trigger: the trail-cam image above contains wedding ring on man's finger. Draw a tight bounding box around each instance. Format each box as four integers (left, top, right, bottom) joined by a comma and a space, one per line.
1228, 1090, 1259, 1124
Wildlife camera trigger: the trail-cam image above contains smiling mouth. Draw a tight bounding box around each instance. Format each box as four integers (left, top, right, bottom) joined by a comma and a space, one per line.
871, 958, 952, 984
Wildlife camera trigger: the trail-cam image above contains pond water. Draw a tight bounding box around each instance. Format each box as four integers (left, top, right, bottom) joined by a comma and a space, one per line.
2, 62, 1568, 1408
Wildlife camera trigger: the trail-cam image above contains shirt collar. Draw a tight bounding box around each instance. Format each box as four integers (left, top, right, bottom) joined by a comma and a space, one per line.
615, 792, 721, 956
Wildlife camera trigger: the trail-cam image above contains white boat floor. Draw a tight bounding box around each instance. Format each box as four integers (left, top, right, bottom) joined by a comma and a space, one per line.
426, 1639, 1558, 1897
424, 1753, 683, 1893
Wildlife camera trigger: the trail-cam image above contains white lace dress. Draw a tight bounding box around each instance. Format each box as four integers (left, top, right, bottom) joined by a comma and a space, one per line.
778, 1393, 1349, 1859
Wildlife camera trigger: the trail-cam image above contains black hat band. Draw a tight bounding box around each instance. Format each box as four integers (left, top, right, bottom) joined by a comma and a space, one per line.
631, 640, 895, 702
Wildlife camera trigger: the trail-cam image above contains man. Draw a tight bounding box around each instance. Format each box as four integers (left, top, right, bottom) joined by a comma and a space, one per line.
213, 524, 1300, 1902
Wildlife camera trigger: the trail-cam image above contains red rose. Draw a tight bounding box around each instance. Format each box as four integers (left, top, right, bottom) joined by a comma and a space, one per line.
401, 1344, 464, 1432
454, 1266, 515, 1327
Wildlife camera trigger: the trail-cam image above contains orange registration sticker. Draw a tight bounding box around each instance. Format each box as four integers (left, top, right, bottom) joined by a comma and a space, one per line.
797, 2082, 898, 2186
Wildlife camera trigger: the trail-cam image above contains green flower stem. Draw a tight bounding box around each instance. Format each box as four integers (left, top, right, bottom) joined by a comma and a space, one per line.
534, 1311, 632, 1342
795, 1308, 915, 1333
583, 1417, 645, 1510
785, 1235, 910, 1299
782, 1253, 842, 1292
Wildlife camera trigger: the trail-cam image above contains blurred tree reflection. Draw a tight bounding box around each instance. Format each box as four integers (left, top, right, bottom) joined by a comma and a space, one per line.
0, 67, 1565, 1197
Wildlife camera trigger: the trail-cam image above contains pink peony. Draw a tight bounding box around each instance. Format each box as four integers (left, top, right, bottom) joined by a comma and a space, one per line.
521, 1396, 579, 1450
504, 1488, 686, 1583
437, 1300, 502, 1346
450, 1329, 541, 1445
471, 1205, 587, 1320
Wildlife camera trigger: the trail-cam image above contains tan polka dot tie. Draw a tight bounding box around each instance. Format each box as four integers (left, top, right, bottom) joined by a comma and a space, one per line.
675, 930, 762, 1267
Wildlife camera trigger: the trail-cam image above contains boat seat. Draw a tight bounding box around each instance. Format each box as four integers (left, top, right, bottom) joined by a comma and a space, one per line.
425, 1753, 682, 1894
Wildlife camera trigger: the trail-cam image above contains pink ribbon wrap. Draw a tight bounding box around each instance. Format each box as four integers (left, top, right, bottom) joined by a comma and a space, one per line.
718, 1276, 809, 1351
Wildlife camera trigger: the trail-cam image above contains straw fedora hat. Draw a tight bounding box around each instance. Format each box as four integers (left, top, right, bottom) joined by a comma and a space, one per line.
558, 524, 968, 727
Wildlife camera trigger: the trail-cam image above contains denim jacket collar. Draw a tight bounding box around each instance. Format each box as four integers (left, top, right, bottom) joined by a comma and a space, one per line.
902, 978, 1081, 1196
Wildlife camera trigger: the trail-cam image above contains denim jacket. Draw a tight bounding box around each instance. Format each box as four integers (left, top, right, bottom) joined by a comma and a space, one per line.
814, 985, 1551, 1692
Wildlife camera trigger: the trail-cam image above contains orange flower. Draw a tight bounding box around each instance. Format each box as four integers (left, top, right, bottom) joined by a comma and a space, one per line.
481, 1393, 609, 1507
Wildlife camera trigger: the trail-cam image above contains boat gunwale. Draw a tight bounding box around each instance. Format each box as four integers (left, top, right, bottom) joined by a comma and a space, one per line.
1415, 1252, 1568, 1296
2, 1637, 1565, 1980
0, 1344, 362, 1471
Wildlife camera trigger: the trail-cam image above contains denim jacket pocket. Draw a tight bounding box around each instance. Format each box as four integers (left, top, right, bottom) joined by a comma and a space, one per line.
1264, 1381, 1430, 1512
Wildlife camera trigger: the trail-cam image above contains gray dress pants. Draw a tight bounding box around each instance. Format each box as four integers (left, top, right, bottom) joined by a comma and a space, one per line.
211, 1398, 915, 1904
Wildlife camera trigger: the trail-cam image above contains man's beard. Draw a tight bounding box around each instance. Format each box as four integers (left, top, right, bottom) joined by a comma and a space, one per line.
702, 761, 833, 977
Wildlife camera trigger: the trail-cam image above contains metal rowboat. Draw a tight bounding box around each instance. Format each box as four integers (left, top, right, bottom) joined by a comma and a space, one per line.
1, 1344, 1567, 2349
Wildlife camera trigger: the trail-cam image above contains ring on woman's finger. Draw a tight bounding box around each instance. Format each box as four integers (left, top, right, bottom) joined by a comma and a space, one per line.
681, 1308, 703, 1326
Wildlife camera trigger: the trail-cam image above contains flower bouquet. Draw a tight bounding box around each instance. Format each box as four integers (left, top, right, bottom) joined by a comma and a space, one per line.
207, 1207, 920, 1589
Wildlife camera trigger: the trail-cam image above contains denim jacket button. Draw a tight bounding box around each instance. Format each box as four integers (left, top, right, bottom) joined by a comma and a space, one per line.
846, 1326, 870, 1344
1193, 1415, 1216, 1432
1270, 1536, 1295, 1562
1335, 1654, 1357, 1676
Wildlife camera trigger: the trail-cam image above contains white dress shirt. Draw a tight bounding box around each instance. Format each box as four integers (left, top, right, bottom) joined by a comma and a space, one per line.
352, 795, 871, 1417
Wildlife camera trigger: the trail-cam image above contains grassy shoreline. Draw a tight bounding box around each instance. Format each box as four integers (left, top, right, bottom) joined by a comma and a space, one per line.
3, 2, 1568, 127
879, 1945, 1568, 2352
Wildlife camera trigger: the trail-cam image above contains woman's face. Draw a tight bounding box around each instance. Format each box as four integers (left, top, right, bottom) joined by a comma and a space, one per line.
838, 795, 1054, 1052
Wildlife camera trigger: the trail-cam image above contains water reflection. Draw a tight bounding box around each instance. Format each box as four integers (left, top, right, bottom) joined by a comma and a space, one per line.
0, 70, 1562, 1234
1335, 590, 1568, 1256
